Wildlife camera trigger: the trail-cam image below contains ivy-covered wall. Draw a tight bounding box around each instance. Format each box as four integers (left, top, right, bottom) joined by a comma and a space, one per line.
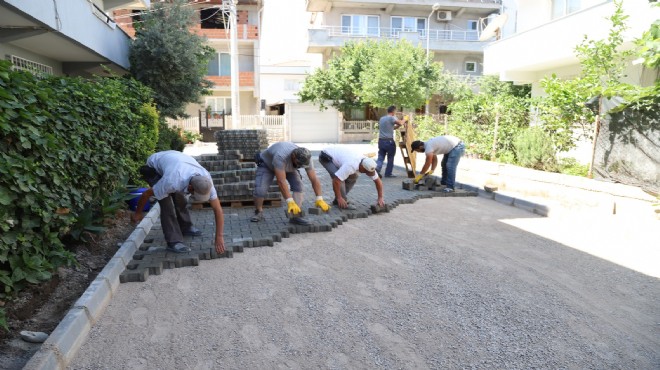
0, 61, 159, 296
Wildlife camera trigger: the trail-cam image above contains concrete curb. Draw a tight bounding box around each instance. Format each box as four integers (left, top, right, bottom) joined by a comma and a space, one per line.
23, 204, 161, 370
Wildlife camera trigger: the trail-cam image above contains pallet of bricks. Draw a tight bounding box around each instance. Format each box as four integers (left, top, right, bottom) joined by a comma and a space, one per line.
193, 129, 281, 209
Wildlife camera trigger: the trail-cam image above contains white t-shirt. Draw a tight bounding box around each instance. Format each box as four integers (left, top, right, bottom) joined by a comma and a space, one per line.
146, 151, 217, 201
425, 135, 461, 156
322, 146, 379, 181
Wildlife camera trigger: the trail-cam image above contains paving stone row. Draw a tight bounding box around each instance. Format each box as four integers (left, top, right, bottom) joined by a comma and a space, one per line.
118, 162, 477, 283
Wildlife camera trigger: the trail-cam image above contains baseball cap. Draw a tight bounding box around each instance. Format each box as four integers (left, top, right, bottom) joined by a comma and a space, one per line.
292, 147, 311, 168
360, 157, 377, 172
190, 175, 213, 202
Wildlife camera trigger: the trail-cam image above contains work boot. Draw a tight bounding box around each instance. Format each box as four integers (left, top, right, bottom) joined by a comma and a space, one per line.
250, 210, 264, 222
289, 216, 311, 226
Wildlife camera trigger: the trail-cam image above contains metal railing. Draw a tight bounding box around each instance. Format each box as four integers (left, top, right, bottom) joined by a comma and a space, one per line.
319, 26, 480, 42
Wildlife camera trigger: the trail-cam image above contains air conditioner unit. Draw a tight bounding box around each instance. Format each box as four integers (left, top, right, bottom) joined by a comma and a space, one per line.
437, 11, 452, 21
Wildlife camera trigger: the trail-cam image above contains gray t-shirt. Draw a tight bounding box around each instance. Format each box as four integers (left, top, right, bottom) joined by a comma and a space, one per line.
425, 135, 461, 155
260, 142, 314, 172
378, 115, 398, 139
146, 150, 217, 201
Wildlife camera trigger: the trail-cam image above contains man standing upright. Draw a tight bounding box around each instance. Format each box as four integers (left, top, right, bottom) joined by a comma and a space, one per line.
251, 142, 330, 225
376, 105, 405, 178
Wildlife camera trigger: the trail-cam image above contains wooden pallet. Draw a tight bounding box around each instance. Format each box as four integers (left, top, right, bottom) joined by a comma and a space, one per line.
192, 198, 281, 210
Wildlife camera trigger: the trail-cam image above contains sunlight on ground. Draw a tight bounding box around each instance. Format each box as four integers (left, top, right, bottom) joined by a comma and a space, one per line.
500, 216, 660, 279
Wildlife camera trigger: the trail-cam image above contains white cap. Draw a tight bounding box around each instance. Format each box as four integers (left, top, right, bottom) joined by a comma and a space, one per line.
360, 157, 377, 172
190, 175, 213, 202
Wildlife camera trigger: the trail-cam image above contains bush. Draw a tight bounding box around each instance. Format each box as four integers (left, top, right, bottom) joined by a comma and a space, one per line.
0, 61, 158, 299
558, 157, 589, 177
513, 127, 558, 171
156, 119, 186, 152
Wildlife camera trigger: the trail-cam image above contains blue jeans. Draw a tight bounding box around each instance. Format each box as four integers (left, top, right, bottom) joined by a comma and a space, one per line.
441, 142, 465, 189
376, 139, 396, 176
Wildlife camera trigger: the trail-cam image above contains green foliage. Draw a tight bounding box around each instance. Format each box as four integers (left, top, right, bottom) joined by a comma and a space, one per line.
156, 119, 186, 152
181, 130, 202, 143
0, 308, 7, 332
447, 77, 531, 160
536, 0, 641, 152
0, 60, 157, 298
513, 127, 558, 172
558, 157, 589, 177
129, 0, 214, 118
299, 40, 442, 110
636, 14, 660, 69
413, 114, 445, 141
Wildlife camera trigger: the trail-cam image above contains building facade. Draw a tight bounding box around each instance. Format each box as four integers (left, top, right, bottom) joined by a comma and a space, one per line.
0, 0, 149, 77
306, 0, 504, 114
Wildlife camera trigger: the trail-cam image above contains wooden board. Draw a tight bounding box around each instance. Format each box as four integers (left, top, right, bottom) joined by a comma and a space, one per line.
398, 118, 417, 178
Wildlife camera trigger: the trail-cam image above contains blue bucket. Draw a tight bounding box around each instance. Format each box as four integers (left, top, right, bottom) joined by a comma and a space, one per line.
127, 187, 152, 212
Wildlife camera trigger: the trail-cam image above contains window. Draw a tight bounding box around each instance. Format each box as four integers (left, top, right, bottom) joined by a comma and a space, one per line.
341, 15, 379, 36
206, 97, 232, 115
207, 53, 231, 76
201, 8, 228, 29
467, 20, 478, 31
391, 16, 426, 36
552, 0, 582, 19
465, 61, 477, 73
284, 79, 301, 91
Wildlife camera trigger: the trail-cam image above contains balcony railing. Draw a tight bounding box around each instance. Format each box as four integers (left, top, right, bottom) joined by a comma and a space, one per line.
320, 26, 479, 42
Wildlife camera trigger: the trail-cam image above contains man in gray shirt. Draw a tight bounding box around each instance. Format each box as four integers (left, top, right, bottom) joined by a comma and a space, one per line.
251, 142, 330, 225
376, 105, 405, 177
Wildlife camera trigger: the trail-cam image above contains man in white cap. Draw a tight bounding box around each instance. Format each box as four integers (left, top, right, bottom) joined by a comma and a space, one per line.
318, 146, 385, 210
251, 142, 330, 225
131, 150, 225, 254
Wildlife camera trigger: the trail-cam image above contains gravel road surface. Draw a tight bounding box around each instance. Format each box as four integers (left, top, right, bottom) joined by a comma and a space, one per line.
68, 195, 659, 369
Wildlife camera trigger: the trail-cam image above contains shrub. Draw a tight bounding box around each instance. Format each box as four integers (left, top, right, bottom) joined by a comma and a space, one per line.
0, 61, 157, 299
156, 119, 186, 152
558, 157, 589, 177
513, 127, 558, 171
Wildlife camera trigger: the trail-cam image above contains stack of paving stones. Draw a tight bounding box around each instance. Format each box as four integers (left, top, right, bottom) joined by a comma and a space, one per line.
119, 148, 478, 283
214, 129, 269, 159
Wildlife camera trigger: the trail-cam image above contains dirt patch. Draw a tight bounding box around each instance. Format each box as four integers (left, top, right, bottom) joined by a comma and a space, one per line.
0, 210, 135, 370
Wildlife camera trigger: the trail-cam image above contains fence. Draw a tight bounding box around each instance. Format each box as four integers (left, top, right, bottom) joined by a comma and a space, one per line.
165, 117, 200, 133
227, 115, 286, 143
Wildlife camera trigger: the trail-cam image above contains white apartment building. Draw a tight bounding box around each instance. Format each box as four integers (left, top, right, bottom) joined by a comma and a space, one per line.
483, 0, 659, 97
306, 0, 505, 115
0, 0, 149, 77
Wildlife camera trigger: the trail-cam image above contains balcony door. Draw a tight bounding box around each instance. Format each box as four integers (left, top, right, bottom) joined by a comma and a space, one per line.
341, 15, 379, 36
391, 16, 426, 37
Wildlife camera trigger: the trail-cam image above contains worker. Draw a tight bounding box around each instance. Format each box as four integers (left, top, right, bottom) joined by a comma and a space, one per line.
250, 142, 330, 225
375, 105, 406, 178
411, 136, 465, 193
131, 150, 225, 254
318, 146, 385, 210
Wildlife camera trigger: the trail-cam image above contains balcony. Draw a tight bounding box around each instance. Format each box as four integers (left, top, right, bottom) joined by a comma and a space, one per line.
307, 0, 500, 14
207, 72, 255, 88
308, 26, 484, 53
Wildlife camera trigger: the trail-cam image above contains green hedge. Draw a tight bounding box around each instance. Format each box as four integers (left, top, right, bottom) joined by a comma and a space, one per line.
0, 61, 158, 297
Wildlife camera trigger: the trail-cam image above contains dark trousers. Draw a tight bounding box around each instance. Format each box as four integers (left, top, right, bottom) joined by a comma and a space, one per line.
140, 166, 193, 246
376, 139, 396, 176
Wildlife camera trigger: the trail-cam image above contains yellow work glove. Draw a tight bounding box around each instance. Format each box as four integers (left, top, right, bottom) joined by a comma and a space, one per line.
315, 196, 330, 212
414, 174, 425, 184
286, 198, 301, 215
426, 169, 434, 176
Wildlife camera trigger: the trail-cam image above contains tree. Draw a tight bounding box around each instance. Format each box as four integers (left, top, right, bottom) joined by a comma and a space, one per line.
129, 0, 215, 118
299, 40, 442, 110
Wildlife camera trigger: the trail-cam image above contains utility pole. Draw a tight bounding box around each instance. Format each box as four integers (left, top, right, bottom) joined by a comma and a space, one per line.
228, 0, 240, 127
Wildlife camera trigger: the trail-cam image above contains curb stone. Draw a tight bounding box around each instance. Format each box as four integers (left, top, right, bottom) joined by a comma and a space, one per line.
22, 204, 161, 370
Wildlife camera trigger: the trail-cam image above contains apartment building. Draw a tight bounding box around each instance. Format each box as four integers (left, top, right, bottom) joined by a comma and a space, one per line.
116, 0, 262, 119
483, 0, 659, 97
0, 0, 149, 77
306, 0, 504, 115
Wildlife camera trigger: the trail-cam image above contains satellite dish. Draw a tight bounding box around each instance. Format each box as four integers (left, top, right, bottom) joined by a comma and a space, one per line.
479, 13, 508, 41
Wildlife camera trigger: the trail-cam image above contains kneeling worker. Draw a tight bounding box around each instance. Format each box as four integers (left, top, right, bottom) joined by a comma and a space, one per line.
131, 150, 225, 254
251, 142, 330, 225
411, 135, 465, 193
318, 146, 384, 210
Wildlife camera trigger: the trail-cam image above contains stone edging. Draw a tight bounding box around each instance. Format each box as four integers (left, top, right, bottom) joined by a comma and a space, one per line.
22, 204, 161, 370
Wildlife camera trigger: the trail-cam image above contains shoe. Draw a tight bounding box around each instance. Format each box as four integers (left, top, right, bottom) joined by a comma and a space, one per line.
250, 210, 264, 222
167, 242, 191, 253
290, 217, 311, 226
182, 227, 203, 236
442, 188, 454, 193
384, 174, 397, 178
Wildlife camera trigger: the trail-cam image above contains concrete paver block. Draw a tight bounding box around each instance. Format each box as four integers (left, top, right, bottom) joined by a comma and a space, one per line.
22, 348, 61, 370
73, 277, 112, 324
42, 308, 90, 366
